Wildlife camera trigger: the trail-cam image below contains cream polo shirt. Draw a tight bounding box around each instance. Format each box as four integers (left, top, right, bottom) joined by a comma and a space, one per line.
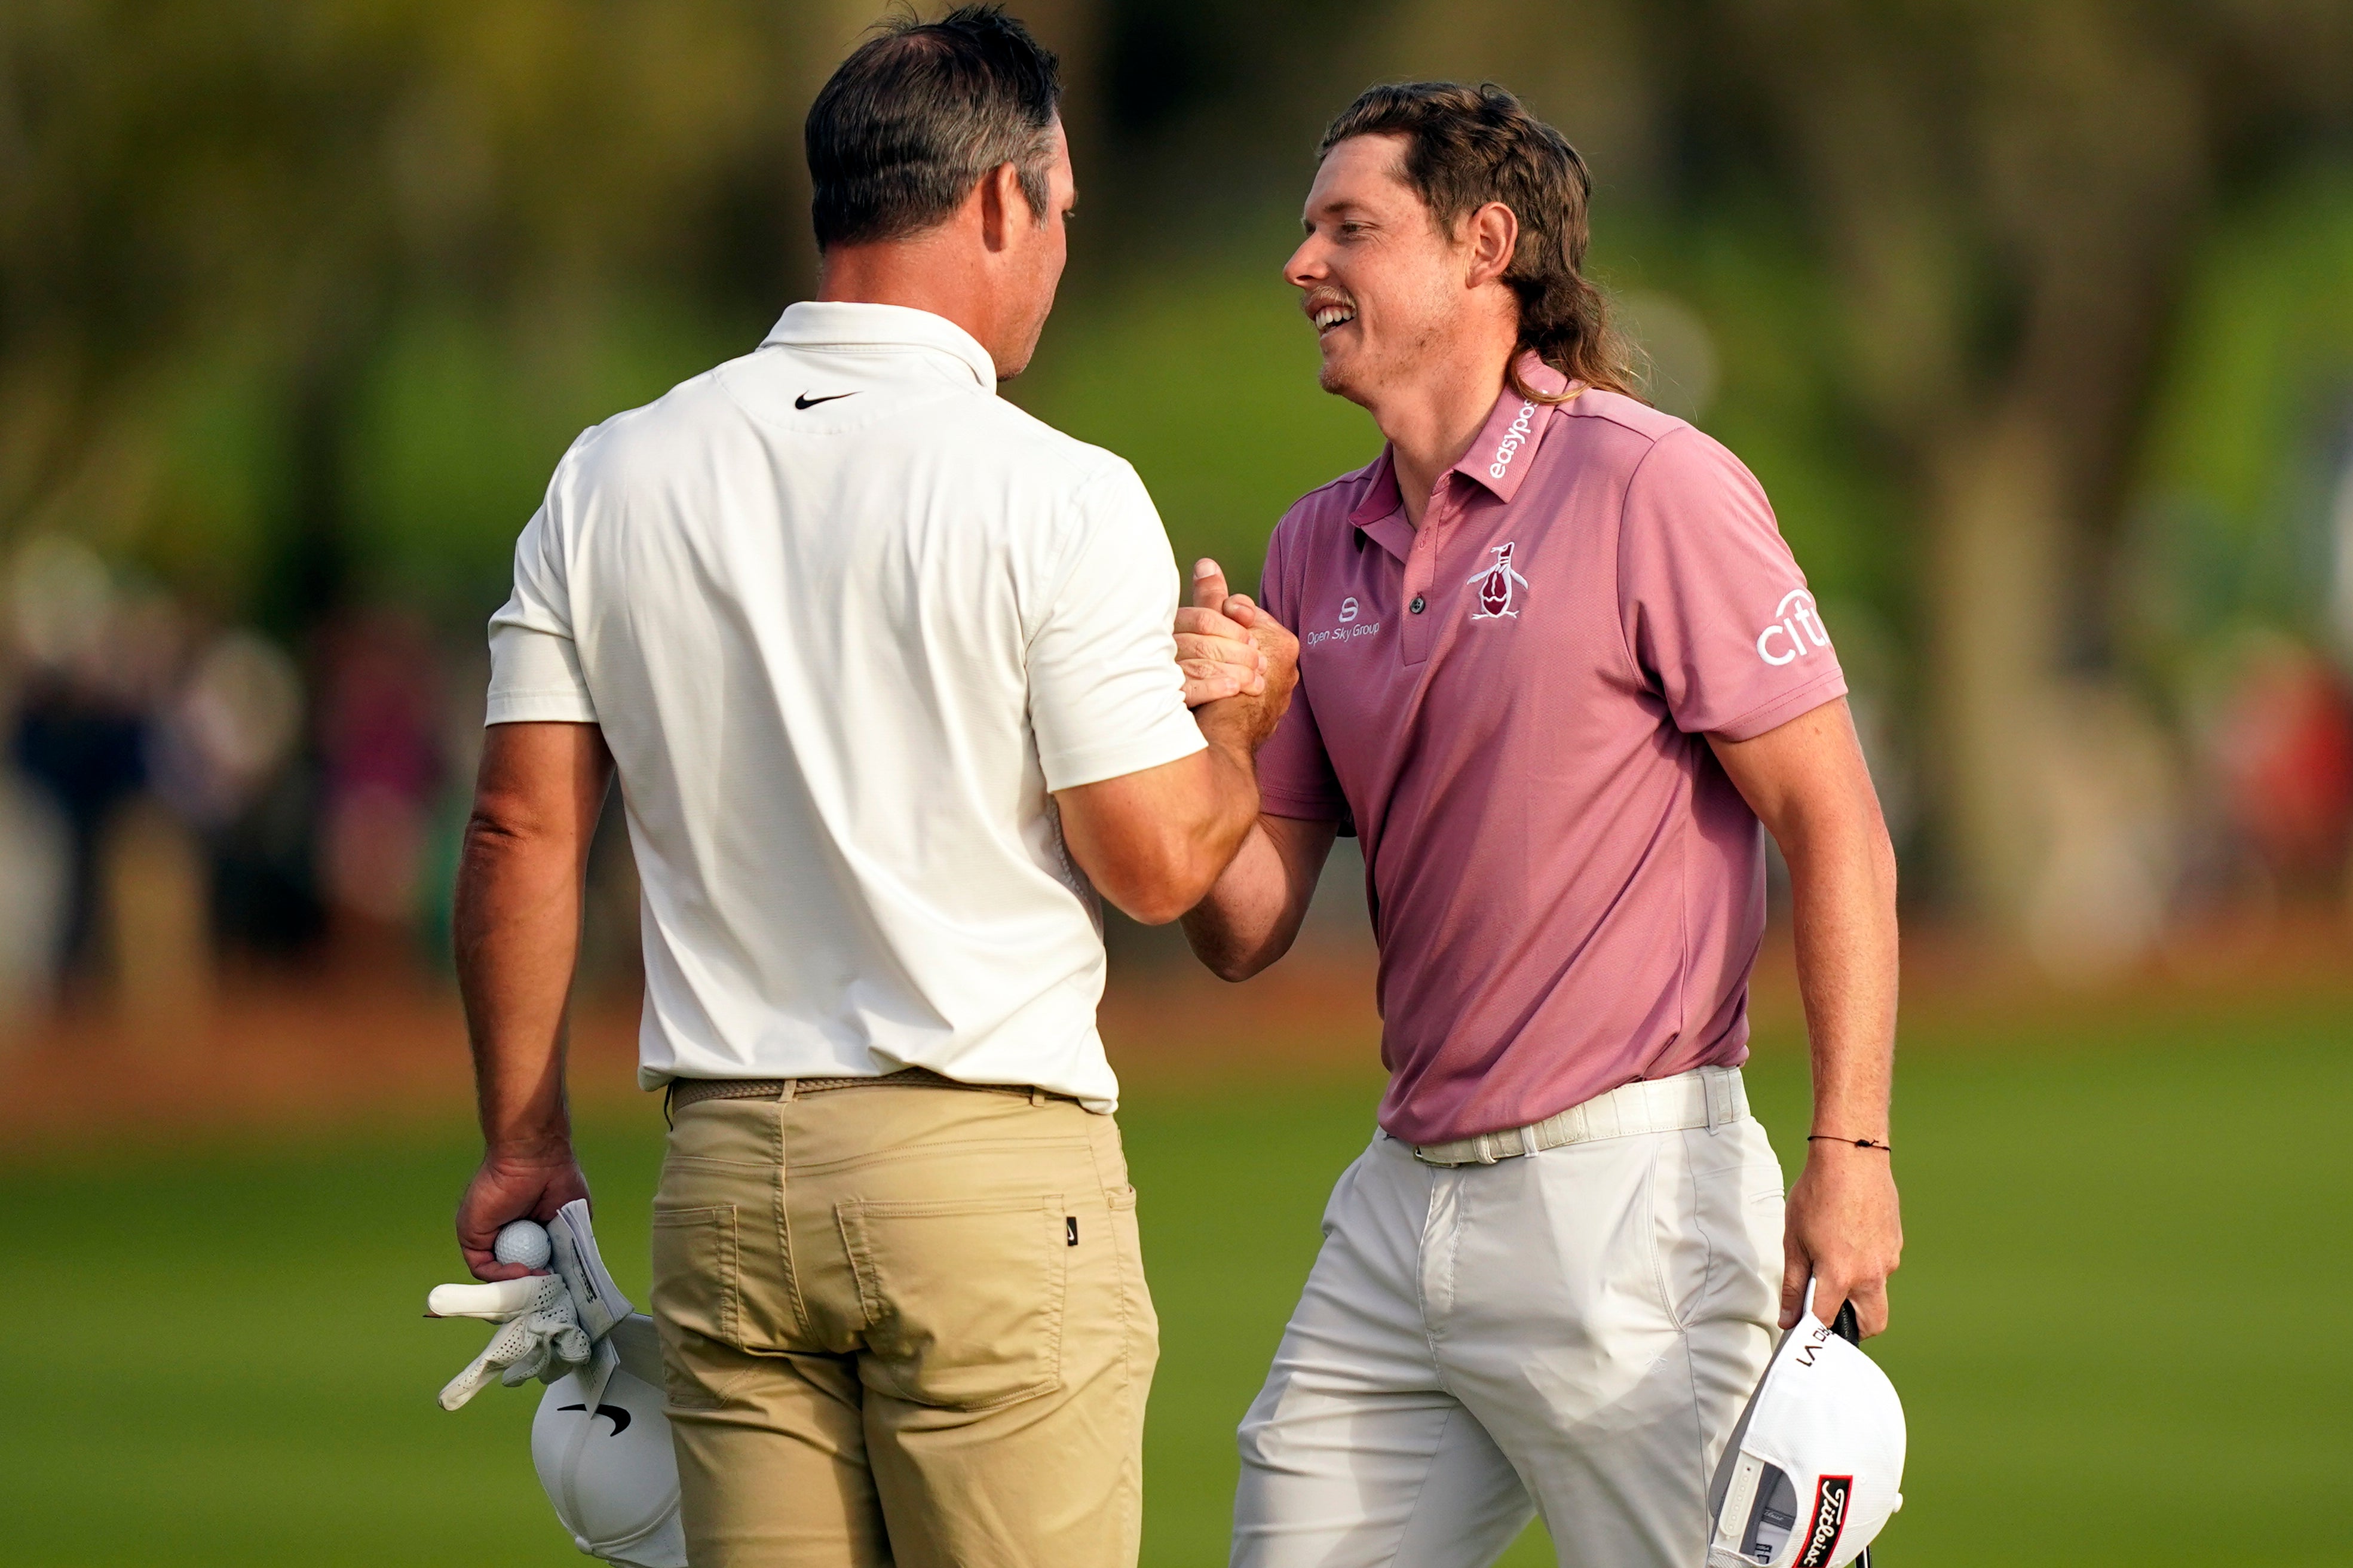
486, 302, 1205, 1107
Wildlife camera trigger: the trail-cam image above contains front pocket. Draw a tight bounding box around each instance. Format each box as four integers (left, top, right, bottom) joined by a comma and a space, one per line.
837, 1195, 1068, 1411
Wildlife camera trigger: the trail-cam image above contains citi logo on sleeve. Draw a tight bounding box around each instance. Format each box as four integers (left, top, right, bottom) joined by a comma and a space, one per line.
1755, 589, 1833, 666
1467, 541, 1530, 619
1794, 1474, 1852, 1567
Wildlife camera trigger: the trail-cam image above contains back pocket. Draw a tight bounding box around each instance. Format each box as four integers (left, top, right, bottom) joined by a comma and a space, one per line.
837, 1195, 1068, 1410
650, 1205, 741, 1345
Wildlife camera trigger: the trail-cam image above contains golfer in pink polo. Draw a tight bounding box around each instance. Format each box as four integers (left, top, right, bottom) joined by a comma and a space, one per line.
1176, 83, 1904, 1568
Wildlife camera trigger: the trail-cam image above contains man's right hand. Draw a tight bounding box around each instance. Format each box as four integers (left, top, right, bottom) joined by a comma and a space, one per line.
1179, 559, 1298, 745
1176, 559, 1269, 707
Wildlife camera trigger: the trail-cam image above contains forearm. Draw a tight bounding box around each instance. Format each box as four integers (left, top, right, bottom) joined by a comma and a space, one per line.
1785, 814, 1899, 1142
454, 819, 586, 1155
1181, 821, 1297, 979
1181, 810, 1337, 980
1055, 718, 1264, 926
1181, 720, 1269, 897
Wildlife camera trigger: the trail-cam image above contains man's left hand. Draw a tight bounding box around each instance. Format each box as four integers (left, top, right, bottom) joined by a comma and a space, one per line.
1781, 1146, 1902, 1337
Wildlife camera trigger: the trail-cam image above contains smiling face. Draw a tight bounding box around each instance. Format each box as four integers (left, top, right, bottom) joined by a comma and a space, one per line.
1285, 133, 1481, 406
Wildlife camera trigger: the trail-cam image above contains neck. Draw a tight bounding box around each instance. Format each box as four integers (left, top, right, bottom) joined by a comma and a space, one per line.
817, 238, 998, 370
1369, 334, 1518, 529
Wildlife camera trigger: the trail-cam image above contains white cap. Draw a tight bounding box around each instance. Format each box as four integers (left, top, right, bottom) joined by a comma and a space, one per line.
531, 1315, 687, 1568
1706, 1300, 1905, 1567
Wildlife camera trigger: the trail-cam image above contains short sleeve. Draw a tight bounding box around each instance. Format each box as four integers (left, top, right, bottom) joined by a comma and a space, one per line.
1618, 428, 1846, 741
486, 500, 598, 726
1027, 465, 1208, 792
1251, 523, 1348, 824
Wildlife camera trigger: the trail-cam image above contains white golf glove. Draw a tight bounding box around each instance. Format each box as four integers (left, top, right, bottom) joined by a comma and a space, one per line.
428, 1273, 592, 1410
430, 1199, 635, 1412
547, 1198, 634, 1343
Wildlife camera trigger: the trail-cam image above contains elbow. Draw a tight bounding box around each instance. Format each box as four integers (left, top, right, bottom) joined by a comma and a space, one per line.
1179, 913, 1283, 983
1087, 828, 1228, 928
1104, 872, 1213, 929
1205, 948, 1272, 984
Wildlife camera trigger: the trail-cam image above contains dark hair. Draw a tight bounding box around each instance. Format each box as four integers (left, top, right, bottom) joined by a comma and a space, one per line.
1318, 81, 1638, 403
806, 5, 1061, 250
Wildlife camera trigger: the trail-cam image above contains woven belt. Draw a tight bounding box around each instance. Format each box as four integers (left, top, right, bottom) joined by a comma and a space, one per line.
1410, 1067, 1748, 1167
666, 1066, 1071, 1116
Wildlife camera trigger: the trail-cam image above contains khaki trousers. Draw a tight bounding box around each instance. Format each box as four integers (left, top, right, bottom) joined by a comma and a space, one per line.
649, 1080, 1158, 1567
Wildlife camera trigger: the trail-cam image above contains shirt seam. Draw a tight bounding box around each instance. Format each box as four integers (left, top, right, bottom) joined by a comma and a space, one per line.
1709, 667, 1848, 741
1609, 425, 1688, 695
1257, 784, 1346, 820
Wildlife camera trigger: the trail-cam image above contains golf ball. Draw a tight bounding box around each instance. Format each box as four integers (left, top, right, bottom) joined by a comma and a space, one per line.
494, 1219, 552, 1269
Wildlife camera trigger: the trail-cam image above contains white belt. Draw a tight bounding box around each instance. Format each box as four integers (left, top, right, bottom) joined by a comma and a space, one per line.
1410, 1066, 1748, 1167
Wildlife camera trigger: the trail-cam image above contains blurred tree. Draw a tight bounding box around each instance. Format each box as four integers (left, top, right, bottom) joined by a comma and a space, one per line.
1692, 0, 2353, 929
8, 0, 2353, 940
0, 1, 1107, 627
1291, 0, 2353, 930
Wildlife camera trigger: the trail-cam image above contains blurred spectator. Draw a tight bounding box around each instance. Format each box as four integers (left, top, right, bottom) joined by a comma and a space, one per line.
2206, 640, 2353, 890
0, 765, 70, 1026
7, 539, 164, 981
316, 611, 446, 939
150, 627, 321, 963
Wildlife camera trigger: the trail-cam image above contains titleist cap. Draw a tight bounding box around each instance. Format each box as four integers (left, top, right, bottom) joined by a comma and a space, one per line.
1706, 1300, 1906, 1568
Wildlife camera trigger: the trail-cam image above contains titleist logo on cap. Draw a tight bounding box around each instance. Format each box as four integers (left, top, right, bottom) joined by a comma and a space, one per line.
1794, 1475, 1851, 1567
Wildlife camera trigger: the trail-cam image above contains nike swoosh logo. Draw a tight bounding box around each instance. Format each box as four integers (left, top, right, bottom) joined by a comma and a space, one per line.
795, 391, 855, 410
558, 1401, 633, 1435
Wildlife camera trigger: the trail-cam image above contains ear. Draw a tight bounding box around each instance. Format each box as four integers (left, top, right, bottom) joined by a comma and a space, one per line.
1463, 201, 1518, 290
978, 161, 1022, 253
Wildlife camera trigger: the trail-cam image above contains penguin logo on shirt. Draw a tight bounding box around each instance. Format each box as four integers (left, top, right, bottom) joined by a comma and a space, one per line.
1467, 541, 1529, 619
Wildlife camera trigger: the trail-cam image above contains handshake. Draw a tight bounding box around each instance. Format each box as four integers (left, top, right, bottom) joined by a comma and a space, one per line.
1175, 558, 1300, 734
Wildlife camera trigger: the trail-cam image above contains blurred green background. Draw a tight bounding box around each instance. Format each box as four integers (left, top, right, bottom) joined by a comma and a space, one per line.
5, 0, 2353, 974
4, 998, 2348, 1566
4, 3, 2353, 1565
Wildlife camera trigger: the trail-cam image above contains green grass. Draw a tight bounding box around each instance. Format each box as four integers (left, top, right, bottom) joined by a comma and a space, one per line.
2, 1001, 2348, 1566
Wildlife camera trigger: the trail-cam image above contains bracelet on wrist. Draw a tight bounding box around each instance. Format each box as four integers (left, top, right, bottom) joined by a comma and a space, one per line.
1806, 1134, 1892, 1152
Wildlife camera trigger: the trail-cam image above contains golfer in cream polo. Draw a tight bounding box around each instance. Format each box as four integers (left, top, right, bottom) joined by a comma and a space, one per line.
1179, 84, 1904, 1567
448, 11, 1294, 1567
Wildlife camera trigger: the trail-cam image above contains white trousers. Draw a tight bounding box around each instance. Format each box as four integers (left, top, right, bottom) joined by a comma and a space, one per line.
1233, 1074, 1786, 1568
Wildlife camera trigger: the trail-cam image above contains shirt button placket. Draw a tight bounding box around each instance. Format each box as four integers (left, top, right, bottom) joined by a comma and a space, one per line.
1401, 499, 1444, 665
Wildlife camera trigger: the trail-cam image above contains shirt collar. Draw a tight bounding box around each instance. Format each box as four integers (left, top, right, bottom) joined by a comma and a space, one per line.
1452, 354, 1569, 502
761, 301, 998, 394
1347, 354, 1573, 544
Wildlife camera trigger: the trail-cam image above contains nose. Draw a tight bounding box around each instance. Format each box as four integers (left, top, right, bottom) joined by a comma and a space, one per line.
1283, 234, 1323, 290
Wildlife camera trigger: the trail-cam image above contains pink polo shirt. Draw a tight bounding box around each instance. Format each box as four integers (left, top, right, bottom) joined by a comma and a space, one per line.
1255, 359, 1846, 1144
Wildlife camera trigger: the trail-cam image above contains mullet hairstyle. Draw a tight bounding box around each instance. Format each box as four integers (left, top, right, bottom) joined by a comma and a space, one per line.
1318, 81, 1639, 404
806, 5, 1061, 250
